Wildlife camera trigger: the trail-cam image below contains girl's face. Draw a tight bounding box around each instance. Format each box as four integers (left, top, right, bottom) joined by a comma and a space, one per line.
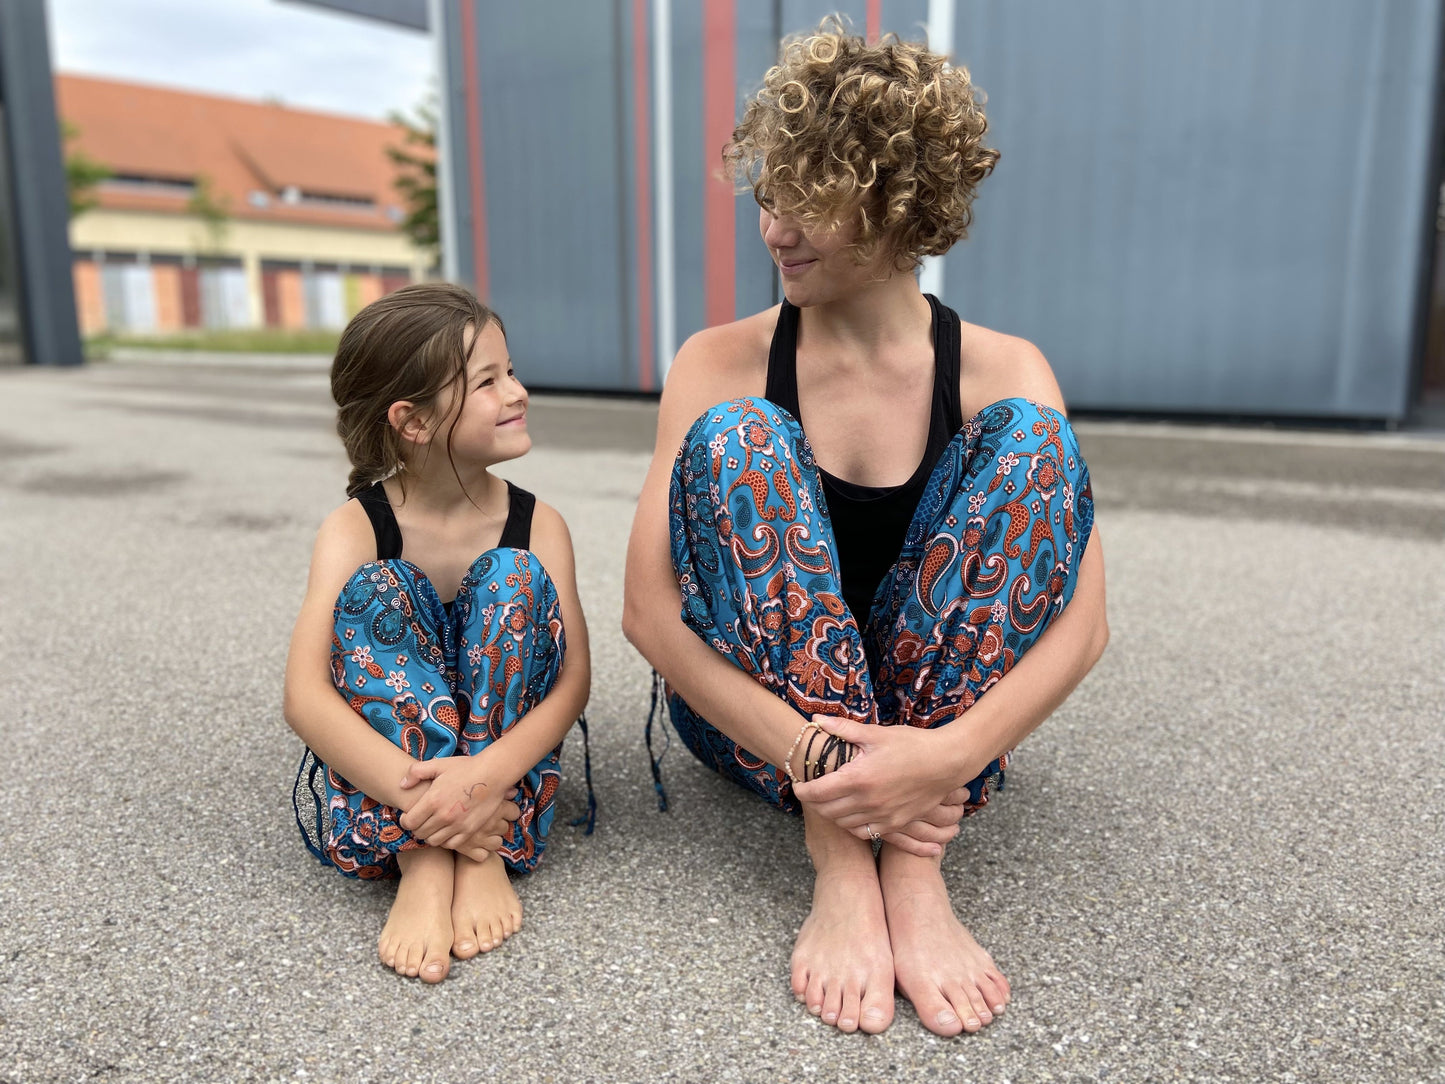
440, 319, 530, 467
759, 205, 894, 306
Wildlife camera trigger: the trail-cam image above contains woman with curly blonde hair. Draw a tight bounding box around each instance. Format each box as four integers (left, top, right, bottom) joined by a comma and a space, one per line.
625, 19, 1107, 1036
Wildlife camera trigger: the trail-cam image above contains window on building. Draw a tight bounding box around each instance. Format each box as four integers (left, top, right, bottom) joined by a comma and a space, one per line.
102, 174, 196, 198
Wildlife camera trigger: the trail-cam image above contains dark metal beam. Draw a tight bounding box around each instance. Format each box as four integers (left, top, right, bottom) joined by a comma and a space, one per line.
277, 0, 428, 32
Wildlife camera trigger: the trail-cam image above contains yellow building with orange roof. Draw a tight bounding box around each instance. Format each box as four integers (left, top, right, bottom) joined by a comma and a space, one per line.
58, 73, 431, 336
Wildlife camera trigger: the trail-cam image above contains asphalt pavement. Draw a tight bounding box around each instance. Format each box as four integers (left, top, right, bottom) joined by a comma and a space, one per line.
1, 354, 1441, 1083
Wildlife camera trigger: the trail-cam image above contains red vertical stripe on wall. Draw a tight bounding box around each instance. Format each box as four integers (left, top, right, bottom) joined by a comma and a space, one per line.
633, 0, 656, 390
702, 0, 736, 328
459, 0, 490, 302
866, 0, 881, 41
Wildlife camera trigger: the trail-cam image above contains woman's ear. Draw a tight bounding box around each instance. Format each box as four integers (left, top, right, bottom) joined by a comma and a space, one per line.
386, 400, 433, 446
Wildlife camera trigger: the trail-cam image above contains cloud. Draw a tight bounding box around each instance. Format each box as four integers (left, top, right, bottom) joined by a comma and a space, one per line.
48, 0, 434, 119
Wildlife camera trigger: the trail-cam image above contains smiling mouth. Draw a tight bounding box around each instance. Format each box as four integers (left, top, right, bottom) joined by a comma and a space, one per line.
779, 258, 816, 273
499, 414, 527, 426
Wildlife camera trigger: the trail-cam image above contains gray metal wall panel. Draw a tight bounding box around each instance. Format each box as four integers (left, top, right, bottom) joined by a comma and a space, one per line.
669, 1, 707, 350
475, 2, 629, 389
943, 0, 1440, 419
438, 3, 474, 289
733, 0, 783, 318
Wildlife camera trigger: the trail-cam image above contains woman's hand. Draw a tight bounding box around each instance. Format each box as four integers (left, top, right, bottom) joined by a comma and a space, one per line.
397, 756, 521, 861
790, 716, 981, 857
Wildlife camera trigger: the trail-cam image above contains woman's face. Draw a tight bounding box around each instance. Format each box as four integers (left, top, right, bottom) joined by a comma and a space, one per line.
759, 205, 893, 306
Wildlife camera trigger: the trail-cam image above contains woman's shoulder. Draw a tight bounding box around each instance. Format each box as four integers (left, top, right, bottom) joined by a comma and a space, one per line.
956, 320, 1067, 416
670, 307, 777, 384
657, 307, 778, 433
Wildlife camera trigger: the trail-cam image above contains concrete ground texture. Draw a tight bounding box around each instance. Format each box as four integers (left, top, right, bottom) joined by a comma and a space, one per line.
1, 355, 1441, 1084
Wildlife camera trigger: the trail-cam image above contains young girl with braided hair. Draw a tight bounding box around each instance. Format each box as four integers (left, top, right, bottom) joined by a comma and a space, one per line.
286, 283, 589, 983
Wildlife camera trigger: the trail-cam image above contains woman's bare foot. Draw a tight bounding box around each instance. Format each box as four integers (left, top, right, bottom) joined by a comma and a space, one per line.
450, 851, 522, 959
789, 808, 896, 1034
880, 845, 1010, 1036
378, 846, 455, 983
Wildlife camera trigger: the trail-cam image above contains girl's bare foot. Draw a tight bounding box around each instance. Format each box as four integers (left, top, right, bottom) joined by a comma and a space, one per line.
880, 845, 1010, 1036
450, 851, 522, 958
378, 846, 455, 983
789, 808, 896, 1034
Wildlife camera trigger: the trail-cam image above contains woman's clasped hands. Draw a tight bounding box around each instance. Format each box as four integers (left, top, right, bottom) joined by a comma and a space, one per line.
790, 715, 981, 857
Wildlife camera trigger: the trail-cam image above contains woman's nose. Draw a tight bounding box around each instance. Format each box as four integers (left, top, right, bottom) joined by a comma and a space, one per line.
764, 213, 802, 248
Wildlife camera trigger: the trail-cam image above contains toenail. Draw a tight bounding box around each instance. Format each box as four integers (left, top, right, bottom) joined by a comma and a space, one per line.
809, 1004, 822, 1014
840, 1018, 855, 1029
938, 1010, 959, 1026
459, 942, 474, 952
993, 1004, 1005, 1014
824, 1012, 837, 1023
966, 1018, 980, 1028
864, 1008, 884, 1021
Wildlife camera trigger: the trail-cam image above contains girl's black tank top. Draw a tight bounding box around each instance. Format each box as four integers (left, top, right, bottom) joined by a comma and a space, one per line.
354, 480, 536, 612
764, 294, 964, 622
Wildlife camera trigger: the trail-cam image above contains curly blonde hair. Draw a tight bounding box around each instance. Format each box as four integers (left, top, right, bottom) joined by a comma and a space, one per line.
724, 16, 999, 270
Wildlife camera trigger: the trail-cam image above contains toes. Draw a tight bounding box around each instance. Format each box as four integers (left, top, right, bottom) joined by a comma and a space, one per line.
961, 981, 994, 1029
399, 940, 423, 978
977, 970, 1009, 1016
419, 946, 450, 984
836, 982, 864, 1033
859, 988, 894, 1034
942, 983, 986, 1032
913, 987, 965, 1037
820, 980, 845, 1027
790, 962, 809, 1002
805, 974, 826, 1017
451, 923, 480, 960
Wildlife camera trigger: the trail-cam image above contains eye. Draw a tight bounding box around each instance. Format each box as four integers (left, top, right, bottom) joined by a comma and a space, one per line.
477, 376, 495, 389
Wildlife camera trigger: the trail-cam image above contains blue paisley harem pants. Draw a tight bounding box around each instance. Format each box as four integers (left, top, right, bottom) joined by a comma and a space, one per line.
293, 548, 565, 879
667, 397, 1095, 814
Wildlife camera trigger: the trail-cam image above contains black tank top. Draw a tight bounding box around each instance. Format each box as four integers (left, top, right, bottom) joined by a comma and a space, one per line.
355, 480, 536, 607
764, 294, 964, 622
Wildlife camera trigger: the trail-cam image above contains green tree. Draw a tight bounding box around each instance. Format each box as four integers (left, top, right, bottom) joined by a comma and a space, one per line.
387, 97, 439, 260
187, 174, 231, 255
62, 121, 110, 218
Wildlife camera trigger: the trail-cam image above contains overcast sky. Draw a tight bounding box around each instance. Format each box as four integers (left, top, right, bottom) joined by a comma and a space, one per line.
48, 0, 435, 121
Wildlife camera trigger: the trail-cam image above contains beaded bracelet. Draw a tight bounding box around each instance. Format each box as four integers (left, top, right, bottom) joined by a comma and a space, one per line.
783, 720, 821, 784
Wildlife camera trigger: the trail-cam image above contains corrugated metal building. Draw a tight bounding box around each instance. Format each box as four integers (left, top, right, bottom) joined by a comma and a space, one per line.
343, 1, 1445, 420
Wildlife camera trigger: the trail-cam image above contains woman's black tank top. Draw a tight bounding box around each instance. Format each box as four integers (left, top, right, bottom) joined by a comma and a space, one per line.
764, 294, 964, 622
354, 480, 536, 607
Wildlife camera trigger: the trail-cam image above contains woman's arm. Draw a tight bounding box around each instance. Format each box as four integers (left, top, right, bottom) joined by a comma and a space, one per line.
398, 501, 591, 846
622, 331, 960, 857
794, 336, 1110, 836
283, 503, 429, 811
795, 531, 1108, 835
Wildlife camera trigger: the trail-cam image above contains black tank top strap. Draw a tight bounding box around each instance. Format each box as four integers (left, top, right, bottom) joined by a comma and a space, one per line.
355, 481, 403, 560
929, 293, 965, 440
764, 301, 802, 415
499, 481, 535, 550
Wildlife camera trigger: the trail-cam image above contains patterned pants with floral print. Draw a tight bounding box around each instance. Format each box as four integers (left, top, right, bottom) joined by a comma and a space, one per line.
293, 549, 564, 878
667, 396, 1095, 814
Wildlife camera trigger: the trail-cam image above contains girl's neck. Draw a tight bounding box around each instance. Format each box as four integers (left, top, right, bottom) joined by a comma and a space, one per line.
390, 455, 506, 517
798, 268, 931, 355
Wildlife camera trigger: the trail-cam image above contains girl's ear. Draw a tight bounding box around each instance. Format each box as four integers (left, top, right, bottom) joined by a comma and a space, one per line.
387, 400, 433, 446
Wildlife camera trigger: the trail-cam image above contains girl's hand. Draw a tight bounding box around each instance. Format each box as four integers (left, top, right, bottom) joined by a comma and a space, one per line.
790, 716, 979, 857
398, 757, 521, 858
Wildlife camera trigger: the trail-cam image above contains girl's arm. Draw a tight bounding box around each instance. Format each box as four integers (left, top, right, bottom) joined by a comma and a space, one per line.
398, 500, 590, 847
283, 502, 430, 810
622, 331, 960, 857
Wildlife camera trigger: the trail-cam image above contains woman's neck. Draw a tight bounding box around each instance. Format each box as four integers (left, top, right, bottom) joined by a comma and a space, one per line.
798, 270, 931, 357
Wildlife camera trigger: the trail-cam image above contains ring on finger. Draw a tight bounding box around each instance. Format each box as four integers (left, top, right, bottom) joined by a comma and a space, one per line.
866, 823, 880, 843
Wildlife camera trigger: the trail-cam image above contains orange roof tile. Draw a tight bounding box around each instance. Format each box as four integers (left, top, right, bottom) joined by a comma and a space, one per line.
56, 73, 425, 233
